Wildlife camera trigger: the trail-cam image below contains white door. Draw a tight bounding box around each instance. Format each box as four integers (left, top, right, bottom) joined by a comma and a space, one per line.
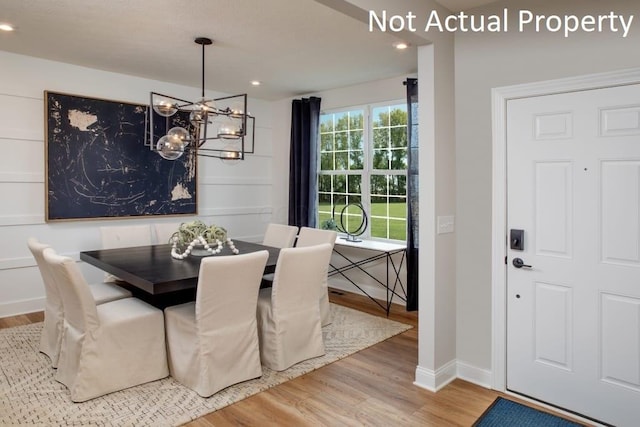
507, 84, 640, 426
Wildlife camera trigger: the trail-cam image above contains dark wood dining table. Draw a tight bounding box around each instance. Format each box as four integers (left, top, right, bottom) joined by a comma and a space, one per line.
80, 240, 280, 308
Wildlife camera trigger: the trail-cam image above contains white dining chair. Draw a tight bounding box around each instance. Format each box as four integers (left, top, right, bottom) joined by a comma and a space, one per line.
164, 250, 269, 397
260, 223, 299, 286
262, 223, 299, 249
153, 222, 182, 245
295, 227, 338, 326
100, 224, 153, 283
27, 238, 132, 368
43, 247, 168, 402
256, 243, 333, 371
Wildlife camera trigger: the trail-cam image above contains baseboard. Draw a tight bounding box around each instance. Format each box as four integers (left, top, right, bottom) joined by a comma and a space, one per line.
328, 277, 404, 306
0, 297, 44, 319
456, 361, 492, 389
414, 359, 457, 392
413, 360, 493, 392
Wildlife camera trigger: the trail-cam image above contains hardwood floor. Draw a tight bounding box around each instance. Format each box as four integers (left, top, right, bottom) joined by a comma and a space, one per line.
185, 289, 500, 426
0, 289, 586, 426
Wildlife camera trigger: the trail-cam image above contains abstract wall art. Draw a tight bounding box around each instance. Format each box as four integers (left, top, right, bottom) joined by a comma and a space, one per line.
45, 91, 196, 221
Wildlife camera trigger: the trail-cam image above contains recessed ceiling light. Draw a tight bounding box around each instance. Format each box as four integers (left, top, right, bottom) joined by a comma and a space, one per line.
250, 80, 261, 86
0, 23, 15, 32
394, 42, 409, 50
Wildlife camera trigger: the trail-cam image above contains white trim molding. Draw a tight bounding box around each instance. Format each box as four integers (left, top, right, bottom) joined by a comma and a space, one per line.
0, 172, 43, 183
198, 205, 272, 217
0, 297, 45, 318
414, 359, 457, 392
456, 361, 492, 389
491, 67, 640, 392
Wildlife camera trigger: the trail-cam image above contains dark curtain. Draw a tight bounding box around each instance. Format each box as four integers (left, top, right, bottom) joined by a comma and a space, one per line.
404, 78, 419, 311
288, 97, 321, 228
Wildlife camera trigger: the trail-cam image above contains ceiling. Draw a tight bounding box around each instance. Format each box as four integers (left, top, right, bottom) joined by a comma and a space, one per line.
0, 0, 498, 100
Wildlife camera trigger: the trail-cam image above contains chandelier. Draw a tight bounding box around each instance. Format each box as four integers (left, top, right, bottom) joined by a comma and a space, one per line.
145, 37, 255, 161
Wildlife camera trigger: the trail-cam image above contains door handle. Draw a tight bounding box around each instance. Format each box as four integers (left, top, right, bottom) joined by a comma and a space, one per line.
512, 258, 532, 269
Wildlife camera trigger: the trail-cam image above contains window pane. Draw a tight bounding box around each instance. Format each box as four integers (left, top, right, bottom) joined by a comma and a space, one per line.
335, 152, 348, 170
335, 132, 348, 150
348, 193, 362, 204
334, 174, 346, 193
320, 114, 333, 132
389, 105, 408, 126
370, 175, 386, 195
318, 211, 332, 225
390, 148, 407, 170
388, 197, 406, 217
372, 149, 389, 169
320, 133, 333, 151
319, 174, 331, 192
334, 112, 348, 131
349, 130, 363, 150
370, 195, 387, 211
389, 219, 407, 240
349, 150, 363, 169
389, 175, 406, 196
390, 127, 407, 148
348, 175, 361, 194
370, 216, 388, 239
318, 192, 331, 206
320, 152, 333, 170
350, 111, 364, 130
372, 106, 389, 127
373, 128, 388, 149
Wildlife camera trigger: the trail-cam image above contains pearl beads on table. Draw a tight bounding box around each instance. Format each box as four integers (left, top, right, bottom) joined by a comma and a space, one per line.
171, 236, 239, 260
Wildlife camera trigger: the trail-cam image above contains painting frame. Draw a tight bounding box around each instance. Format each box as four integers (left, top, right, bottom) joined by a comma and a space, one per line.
44, 91, 197, 222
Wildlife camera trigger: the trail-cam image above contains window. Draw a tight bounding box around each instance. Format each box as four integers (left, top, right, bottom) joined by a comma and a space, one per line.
318, 102, 408, 241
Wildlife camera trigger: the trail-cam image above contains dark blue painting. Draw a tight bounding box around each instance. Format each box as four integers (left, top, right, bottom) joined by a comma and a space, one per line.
45, 91, 197, 221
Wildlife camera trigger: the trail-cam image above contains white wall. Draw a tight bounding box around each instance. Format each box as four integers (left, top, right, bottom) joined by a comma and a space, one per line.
455, 0, 640, 382
0, 51, 273, 317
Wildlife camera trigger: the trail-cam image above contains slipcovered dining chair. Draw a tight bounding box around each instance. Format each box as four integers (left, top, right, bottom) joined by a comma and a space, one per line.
256, 243, 333, 371
100, 224, 152, 283
262, 223, 299, 249
27, 237, 131, 368
260, 223, 298, 286
164, 250, 269, 397
295, 227, 338, 326
43, 247, 168, 402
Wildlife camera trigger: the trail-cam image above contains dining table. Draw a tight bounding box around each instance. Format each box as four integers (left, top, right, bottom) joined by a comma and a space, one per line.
80, 240, 281, 308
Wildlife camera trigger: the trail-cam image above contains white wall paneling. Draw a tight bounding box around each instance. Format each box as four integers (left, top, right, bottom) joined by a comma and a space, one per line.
0, 51, 273, 317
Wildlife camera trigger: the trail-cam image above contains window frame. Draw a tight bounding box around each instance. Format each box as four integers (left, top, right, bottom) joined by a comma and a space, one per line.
317, 99, 407, 243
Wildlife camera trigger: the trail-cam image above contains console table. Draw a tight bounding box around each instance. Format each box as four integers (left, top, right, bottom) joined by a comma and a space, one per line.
329, 238, 407, 316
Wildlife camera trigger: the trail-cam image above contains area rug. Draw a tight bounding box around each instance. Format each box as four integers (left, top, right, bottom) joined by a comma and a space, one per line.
473, 397, 584, 426
0, 303, 411, 426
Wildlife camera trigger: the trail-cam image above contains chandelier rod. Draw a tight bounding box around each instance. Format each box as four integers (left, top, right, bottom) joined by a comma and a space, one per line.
195, 37, 212, 99
201, 41, 205, 98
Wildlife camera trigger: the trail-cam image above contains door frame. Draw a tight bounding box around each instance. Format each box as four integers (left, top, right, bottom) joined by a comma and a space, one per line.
490, 67, 640, 391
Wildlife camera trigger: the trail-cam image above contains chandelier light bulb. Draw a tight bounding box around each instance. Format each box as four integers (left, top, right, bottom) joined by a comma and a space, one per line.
153, 100, 178, 117
190, 109, 206, 125
218, 123, 240, 139
157, 135, 185, 160
220, 143, 242, 165
229, 102, 244, 118
167, 126, 191, 147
